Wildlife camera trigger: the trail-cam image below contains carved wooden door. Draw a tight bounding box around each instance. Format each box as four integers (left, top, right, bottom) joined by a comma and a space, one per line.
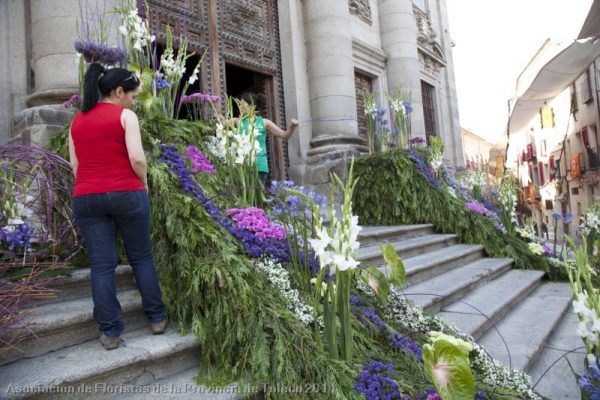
145, 0, 288, 180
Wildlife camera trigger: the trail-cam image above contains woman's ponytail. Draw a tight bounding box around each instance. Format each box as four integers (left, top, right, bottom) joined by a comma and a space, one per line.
82, 63, 105, 113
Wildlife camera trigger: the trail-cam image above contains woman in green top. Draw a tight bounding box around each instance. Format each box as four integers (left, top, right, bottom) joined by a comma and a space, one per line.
234, 93, 299, 183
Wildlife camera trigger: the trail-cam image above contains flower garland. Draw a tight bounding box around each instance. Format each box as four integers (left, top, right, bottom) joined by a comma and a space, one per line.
185, 145, 216, 174
354, 361, 407, 400
159, 144, 290, 262
226, 207, 286, 240
253, 258, 315, 325
378, 288, 542, 399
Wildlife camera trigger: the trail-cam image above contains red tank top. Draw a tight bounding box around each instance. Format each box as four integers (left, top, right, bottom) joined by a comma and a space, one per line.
70, 103, 144, 197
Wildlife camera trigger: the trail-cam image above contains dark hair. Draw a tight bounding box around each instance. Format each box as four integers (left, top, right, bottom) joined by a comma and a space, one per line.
82, 63, 140, 112
239, 92, 267, 116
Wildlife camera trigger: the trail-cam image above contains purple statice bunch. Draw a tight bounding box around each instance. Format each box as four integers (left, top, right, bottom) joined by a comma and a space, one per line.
407, 149, 439, 187
354, 361, 406, 400
226, 207, 286, 240
420, 387, 484, 400
388, 332, 423, 362
409, 136, 426, 145
74, 39, 127, 65
159, 144, 291, 262
154, 77, 170, 91
63, 94, 81, 109
268, 180, 326, 219
180, 92, 221, 104
402, 102, 413, 114
579, 363, 600, 400
543, 245, 553, 257
465, 202, 488, 216
1, 223, 34, 251
350, 294, 367, 307
185, 146, 216, 174
351, 298, 388, 335
418, 388, 441, 400
358, 308, 388, 335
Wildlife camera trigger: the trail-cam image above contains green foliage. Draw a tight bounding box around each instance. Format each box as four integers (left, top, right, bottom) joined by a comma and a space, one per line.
47, 114, 547, 399
352, 149, 567, 280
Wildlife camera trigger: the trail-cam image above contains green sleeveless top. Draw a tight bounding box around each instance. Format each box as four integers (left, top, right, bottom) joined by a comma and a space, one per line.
240, 116, 268, 173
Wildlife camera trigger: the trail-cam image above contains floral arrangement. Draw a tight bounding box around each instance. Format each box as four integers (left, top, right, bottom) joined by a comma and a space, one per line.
388, 90, 413, 149
226, 207, 286, 240
185, 146, 216, 174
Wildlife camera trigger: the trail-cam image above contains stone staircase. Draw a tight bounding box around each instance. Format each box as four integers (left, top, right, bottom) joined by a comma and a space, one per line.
0, 224, 580, 399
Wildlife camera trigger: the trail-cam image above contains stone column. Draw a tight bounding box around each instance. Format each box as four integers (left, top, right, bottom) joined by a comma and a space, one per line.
0, 0, 29, 144
302, 0, 368, 192
378, 0, 426, 137
14, 0, 80, 146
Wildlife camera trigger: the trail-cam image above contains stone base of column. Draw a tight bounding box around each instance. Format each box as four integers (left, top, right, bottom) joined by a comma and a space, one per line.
12, 104, 74, 147
305, 134, 368, 194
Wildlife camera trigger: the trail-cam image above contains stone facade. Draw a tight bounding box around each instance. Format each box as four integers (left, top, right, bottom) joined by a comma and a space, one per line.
0, 0, 464, 190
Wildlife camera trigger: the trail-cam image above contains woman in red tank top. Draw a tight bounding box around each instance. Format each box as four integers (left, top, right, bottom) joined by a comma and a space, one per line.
69, 63, 166, 350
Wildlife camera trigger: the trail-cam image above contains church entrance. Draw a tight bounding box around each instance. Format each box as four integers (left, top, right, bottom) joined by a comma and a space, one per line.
225, 63, 286, 181
146, 0, 289, 181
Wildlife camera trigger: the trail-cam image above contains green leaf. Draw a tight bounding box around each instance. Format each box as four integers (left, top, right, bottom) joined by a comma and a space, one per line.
423, 332, 475, 400
360, 267, 391, 305
380, 243, 405, 288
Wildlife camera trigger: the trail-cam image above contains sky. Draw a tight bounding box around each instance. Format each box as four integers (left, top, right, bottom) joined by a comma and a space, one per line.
446, 0, 594, 145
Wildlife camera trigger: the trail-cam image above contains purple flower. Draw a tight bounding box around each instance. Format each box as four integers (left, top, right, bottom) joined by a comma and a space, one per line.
180, 92, 221, 104
160, 144, 291, 263
74, 39, 126, 65
354, 361, 405, 400
226, 207, 287, 240
409, 136, 426, 144
1, 223, 34, 251
579, 363, 600, 400
63, 94, 81, 109
543, 245, 553, 257
186, 145, 216, 174
552, 212, 563, 221
389, 332, 423, 362
154, 77, 170, 90
407, 149, 439, 187
403, 102, 413, 114
563, 212, 574, 224
465, 202, 488, 216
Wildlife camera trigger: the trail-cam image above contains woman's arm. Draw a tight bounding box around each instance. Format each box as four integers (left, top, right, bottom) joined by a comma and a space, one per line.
264, 118, 299, 139
122, 109, 148, 190
68, 126, 78, 176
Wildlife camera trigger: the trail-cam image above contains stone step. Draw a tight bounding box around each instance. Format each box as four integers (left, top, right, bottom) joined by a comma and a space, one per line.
388, 244, 485, 286
357, 224, 435, 247
527, 310, 586, 400
402, 258, 513, 314
20, 265, 137, 308
357, 233, 457, 268
0, 327, 201, 400
437, 269, 546, 340
1, 289, 146, 367
108, 368, 241, 400
476, 282, 573, 372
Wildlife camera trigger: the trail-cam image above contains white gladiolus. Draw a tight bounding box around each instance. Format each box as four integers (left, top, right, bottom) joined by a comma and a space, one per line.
188, 65, 200, 85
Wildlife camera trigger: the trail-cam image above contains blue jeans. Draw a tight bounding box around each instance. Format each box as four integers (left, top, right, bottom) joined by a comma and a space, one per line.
72, 190, 166, 337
